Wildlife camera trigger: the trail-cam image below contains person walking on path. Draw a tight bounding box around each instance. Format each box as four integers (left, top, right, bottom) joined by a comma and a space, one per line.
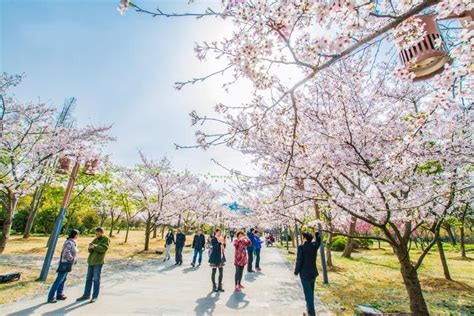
294, 232, 321, 316
47, 229, 79, 303
163, 229, 174, 262
233, 231, 251, 292
229, 229, 235, 242
246, 228, 256, 272
175, 228, 186, 266
77, 227, 110, 304
209, 229, 226, 292
191, 229, 205, 267
254, 231, 262, 272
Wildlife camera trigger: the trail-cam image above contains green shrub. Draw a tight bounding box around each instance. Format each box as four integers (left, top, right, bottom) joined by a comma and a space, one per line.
35, 207, 58, 234
355, 238, 374, 249
331, 236, 347, 251
12, 209, 30, 233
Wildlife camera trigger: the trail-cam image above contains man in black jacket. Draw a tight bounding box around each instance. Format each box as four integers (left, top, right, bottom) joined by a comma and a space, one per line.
175, 229, 186, 266
191, 229, 205, 267
294, 232, 321, 316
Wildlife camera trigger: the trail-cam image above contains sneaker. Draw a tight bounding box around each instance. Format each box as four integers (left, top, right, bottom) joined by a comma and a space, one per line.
47, 299, 57, 304
239, 284, 245, 289
256, 267, 262, 271
212, 286, 218, 292
90, 298, 97, 303
57, 294, 67, 300
76, 296, 90, 302
234, 286, 241, 292
218, 287, 225, 292
248, 270, 255, 273
191, 262, 195, 267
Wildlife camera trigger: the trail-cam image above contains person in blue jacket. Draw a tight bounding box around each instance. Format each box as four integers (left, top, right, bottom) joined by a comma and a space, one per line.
294, 232, 321, 316
246, 228, 256, 272
254, 231, 262, 271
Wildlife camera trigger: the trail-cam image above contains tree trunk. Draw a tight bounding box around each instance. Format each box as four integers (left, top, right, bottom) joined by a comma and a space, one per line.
153, 225, 157, 238
444, 224, 456, 246
144, 220, 151, 251
460, 225, 466, 258
326, 231, 334, 268
23, 186, 44, 239
290, 227, 295, 248
397, 250, 430, 315
342, 216, 357, 258
124, 221, 130, 243
436, 239, 451, 280
0, 196, 18, 254
161, 225, 165, 239
109, 213, 115, 238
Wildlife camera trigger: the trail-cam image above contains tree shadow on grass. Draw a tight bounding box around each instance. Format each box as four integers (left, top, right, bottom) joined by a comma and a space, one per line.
194, 292, 220, 316
349, 256, 399, 271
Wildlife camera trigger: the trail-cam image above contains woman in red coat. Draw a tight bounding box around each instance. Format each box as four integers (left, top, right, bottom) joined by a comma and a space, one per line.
233, 231, 251, 292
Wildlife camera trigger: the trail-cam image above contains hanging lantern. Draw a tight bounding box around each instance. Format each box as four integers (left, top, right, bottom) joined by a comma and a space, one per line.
396, 14, 451, 81
83, 159, 99, 176
56, 156, 71, 174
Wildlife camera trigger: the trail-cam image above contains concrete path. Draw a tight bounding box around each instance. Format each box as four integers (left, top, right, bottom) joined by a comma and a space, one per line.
0, 246, 328, 316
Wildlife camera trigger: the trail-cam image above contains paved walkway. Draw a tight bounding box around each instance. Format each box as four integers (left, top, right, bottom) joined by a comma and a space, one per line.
0, 246, 328, 315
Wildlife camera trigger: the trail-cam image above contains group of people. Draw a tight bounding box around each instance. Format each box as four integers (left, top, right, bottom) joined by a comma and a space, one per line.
47, 227, 110, 304
46, 226, 321, 316
162, 227, 264, 293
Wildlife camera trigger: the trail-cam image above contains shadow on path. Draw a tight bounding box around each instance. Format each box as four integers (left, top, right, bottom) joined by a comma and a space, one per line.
194, 292, 220, 316
42, 301, 89, 316
226, 292, 249, 310
158, 264, 180, 273
244, 271, 263, 283
7, 302, 45, 316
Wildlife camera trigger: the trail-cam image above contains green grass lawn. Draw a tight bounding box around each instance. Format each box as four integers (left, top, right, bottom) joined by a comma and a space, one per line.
278, 242, 474, 314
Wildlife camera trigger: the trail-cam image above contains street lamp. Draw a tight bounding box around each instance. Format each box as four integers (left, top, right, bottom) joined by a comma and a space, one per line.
38, 156, 99, 281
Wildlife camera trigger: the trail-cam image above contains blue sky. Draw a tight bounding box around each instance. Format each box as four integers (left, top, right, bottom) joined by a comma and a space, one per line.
1, 0, 255, 184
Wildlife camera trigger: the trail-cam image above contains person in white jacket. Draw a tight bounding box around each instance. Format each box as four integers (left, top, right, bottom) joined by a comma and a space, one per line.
47, 229, 79, 303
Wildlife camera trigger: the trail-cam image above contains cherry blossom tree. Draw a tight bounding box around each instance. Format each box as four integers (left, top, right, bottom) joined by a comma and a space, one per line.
0, 74, 112, 253
122, 1, 472, 314
123, 152, 199, 250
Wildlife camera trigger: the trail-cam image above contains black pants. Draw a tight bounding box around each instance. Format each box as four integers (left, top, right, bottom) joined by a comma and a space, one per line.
247, 248, 254, 271
300, 275, 316, 316
234, 265, 244, 285
211, 267, 223, 288
175, 246, 183, 264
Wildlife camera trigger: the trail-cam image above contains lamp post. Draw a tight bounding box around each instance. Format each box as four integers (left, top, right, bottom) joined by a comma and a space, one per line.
39, 157, 98, 281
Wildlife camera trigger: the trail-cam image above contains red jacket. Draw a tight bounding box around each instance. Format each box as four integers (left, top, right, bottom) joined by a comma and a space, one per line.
233, 238, 251, 266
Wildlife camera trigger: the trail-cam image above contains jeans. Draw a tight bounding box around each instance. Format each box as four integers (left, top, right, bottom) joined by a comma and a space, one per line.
192, 248, 203, 265
300, 275, 316, 316
255, 248, 261, 268
234, 265, 244, 285
48, 271, 68, 300
247, 248, 254, 271
175, 246, 184, 264
165, 243, 172, 260
83, 264, 103, 299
